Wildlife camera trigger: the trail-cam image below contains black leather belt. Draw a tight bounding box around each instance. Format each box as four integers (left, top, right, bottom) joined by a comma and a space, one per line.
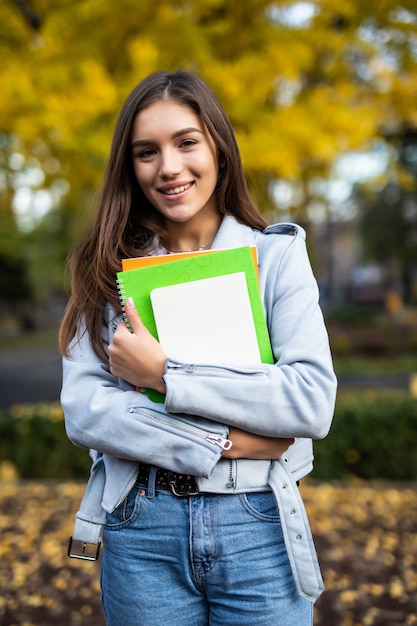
137, 462, 199, 497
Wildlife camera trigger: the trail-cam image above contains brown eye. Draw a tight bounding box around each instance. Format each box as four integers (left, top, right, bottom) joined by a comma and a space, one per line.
180, 139, 197, 148
137, 148, 156, 159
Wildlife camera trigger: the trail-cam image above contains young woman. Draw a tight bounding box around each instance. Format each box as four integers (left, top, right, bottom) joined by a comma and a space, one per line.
59, 70, 337, 626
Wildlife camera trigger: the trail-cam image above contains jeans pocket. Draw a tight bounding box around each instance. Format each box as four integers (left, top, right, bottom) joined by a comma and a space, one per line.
240, 490, 281, 523
105, 485, 142, 530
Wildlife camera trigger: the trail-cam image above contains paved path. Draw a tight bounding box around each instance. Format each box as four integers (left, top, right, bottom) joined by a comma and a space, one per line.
337, 372, 410, 391
0, 344, 411, 410
0, 345, 62, 409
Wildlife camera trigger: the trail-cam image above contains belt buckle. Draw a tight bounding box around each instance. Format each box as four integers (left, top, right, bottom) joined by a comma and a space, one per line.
168, 472, 199, 497
67, 536, 101, 561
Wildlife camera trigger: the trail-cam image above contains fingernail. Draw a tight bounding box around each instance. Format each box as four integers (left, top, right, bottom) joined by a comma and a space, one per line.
126, 297, 135, 308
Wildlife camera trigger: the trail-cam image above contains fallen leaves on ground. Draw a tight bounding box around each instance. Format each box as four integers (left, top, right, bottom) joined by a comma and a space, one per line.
302, 481, 417, 626
0, 481, 103, 626
0, 480, 416, 626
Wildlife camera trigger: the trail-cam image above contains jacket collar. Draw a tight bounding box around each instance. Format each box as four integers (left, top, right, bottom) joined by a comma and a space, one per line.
211, 215, 257, 250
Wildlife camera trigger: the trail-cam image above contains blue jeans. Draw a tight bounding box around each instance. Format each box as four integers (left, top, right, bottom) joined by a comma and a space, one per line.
101, 480, 313, 625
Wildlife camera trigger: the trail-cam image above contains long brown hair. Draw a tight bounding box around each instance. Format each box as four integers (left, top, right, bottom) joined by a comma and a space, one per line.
59, 70, 268, 359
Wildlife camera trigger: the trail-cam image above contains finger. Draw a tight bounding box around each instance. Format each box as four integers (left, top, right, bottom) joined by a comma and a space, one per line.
124, 296, 145, 334
112, 320, 130, 341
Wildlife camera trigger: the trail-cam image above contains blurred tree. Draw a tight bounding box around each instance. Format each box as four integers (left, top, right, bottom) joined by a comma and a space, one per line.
0, 134, 33, 317
1, 0, 417, 311
355, 125, 417, 303
356, 181, 417, 303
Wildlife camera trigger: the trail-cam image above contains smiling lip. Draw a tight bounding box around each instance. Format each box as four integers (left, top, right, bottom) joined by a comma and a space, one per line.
159, 182, 194, 196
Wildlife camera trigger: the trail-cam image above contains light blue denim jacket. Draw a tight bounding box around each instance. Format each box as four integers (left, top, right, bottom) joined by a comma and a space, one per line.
62, 216, 337, 602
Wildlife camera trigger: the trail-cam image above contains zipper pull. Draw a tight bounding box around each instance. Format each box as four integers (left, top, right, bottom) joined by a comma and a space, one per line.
206, 434, 233, 450
227, 459, 235, 488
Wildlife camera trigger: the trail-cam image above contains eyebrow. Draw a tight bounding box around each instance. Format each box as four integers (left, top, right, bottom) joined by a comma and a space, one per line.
131, 127, 204, 148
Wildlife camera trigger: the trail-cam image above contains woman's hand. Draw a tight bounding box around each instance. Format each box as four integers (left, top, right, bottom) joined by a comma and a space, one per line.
108, 297, 167, 393
223, 426, 294, 460
109, 299, 293, 460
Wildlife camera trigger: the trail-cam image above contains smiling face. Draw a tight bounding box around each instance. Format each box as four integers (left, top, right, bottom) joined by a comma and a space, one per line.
131, 98, 221, 234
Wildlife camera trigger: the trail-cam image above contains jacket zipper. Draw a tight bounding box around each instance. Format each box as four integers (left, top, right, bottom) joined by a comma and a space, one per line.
167, 363, 266, 377
128, 407, 232, 451
227, 459, 236, 488
114, 472, 139, 510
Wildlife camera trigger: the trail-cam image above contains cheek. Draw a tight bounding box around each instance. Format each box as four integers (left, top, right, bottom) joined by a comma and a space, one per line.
192, 153, 218, 183
133, 164, 151, 191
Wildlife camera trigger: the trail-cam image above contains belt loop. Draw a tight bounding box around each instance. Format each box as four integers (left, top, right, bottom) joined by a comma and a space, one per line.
147, 465, 157, 499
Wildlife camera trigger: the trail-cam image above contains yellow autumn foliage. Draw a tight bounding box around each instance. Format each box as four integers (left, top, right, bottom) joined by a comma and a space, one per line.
1, 480, 416, 625
1, 0, 416, 185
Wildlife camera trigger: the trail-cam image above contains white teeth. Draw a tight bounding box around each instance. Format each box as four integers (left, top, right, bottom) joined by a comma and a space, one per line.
163, 183, 192, 195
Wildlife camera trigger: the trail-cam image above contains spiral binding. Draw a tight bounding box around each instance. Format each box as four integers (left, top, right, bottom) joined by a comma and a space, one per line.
116, 277, 132, 331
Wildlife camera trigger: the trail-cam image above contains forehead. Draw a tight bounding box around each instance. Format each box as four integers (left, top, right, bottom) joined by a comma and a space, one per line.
132, 99, 203, 138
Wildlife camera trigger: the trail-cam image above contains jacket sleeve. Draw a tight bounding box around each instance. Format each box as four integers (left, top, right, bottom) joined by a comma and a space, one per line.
60, 320, 230, 478
164, 231, 337, 440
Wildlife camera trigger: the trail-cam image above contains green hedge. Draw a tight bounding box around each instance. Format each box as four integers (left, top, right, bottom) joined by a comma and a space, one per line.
313, 391, 417, 481
0, 403, 91, 479
1, 394, 417, 481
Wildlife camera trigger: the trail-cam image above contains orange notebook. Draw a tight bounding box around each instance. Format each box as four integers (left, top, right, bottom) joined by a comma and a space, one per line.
122, 247, 260, 282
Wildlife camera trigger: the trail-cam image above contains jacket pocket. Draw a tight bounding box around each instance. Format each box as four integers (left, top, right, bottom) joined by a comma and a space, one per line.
128, 406, 232, 451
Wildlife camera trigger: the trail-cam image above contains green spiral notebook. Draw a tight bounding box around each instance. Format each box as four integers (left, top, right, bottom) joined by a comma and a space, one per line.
116, 246, 273, 401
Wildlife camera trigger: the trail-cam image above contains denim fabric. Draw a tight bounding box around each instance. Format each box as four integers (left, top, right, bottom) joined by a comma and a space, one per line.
101, 482, 313, 626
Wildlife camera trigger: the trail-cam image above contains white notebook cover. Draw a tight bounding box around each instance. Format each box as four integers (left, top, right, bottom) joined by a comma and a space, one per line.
150, 272, 261, 364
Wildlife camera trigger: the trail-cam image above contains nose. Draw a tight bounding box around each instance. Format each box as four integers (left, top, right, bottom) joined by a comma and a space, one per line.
159, 148, 182, 178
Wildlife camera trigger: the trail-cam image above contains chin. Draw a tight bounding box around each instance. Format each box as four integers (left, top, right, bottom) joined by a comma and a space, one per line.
165, 211, 196, 223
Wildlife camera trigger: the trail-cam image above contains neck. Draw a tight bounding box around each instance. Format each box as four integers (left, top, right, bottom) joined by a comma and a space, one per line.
167, 242, 212, 253
165, 212, 222, 254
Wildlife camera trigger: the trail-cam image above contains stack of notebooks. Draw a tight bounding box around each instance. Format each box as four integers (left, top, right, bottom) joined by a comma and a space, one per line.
116, 246, 273, 401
